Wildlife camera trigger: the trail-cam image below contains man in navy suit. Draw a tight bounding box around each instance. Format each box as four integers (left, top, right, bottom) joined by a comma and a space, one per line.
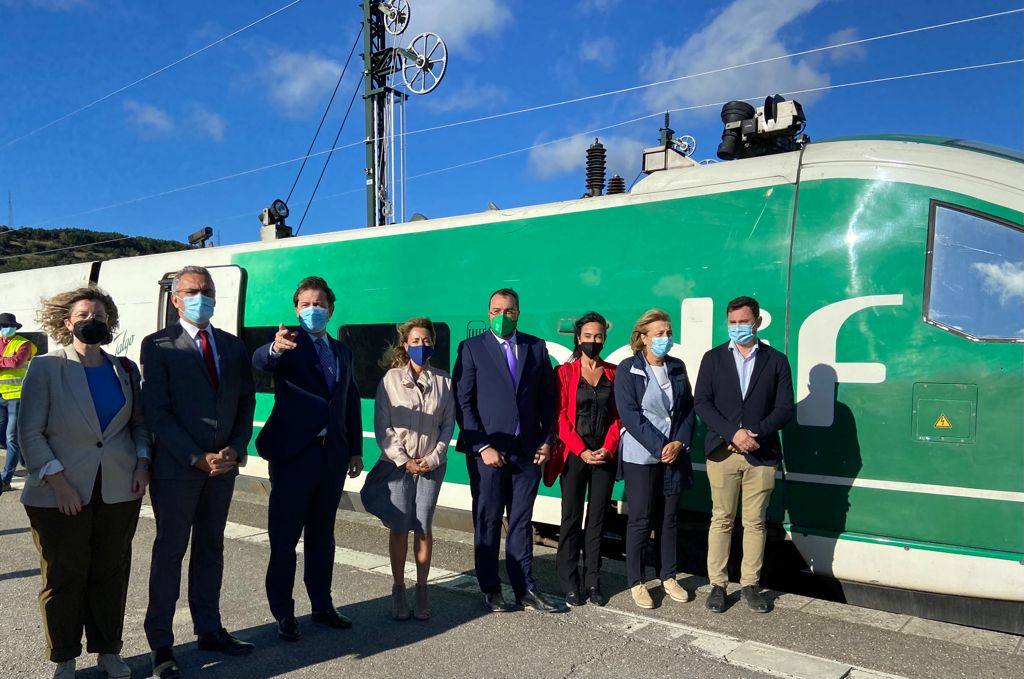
252, 276, 363, 642
694, 296, 793, 614
454, 288, 558, 613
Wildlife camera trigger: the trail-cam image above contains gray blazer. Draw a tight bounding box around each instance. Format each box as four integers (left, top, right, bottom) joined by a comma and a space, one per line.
140, 322, 256, 480
18, 346, 150, 508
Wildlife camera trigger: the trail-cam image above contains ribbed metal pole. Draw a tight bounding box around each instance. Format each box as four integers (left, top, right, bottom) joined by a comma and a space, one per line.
362, 0, 376, 227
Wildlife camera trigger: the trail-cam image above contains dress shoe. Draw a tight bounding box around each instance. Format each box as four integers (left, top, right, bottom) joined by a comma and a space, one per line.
742, 585, 771, 613
277, 616, 302, 642
312, 608, 353, 629
706, 584, 727, 613
662, 578, 691, 603
517, 589, 558, 612
97, 653, 131, 679
151, 647, 181, 679
564, 590, 585, 607
484, 592, 514, 612
1, 481, 13, 492
52, 660, 75, 679
630, 583, 654, 609
587, 586, 607, 607
197, 628, 255, 656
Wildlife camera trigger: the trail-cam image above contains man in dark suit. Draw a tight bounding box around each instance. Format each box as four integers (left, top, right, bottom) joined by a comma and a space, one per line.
141, 266, 256, 679
453, 288, 558, 613
252, 276, 363, 642
694, 296, 794, 614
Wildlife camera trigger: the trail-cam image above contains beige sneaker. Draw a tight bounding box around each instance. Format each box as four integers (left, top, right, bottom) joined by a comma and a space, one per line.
52, 660, 75, 679
97, 654, 131, 678
662, 578, 691, 603
630, 584, 654, 609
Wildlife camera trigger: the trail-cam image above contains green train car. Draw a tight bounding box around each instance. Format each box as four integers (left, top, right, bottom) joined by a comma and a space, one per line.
3, 135, 1021, 631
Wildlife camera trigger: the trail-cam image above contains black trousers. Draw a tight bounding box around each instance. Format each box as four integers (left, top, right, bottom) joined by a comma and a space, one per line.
555, 453, 615, 593
145, 473, 235, 650
25, 472, 141, 662
266, 442, 346, 620
622, 462, 678, 587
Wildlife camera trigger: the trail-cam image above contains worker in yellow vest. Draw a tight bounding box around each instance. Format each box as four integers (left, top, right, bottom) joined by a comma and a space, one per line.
1, 313, 37, 492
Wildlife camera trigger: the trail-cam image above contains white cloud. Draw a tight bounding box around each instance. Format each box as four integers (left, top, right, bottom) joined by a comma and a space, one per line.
402, 0, 512, 53
423, 78, 508, 114
261, 49, 345, 119
640, 0, 832, 114
123, 100, 174, 136
529, 133, 646, 184
579, 36, 615, 66
189, 106, 226, 142
973, 261, 1024, 305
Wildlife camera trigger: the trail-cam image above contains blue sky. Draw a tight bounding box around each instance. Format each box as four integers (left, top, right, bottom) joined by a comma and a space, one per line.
0, 0, 1021, 247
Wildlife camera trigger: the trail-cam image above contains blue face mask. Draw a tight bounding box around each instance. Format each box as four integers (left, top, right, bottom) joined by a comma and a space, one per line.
407, 344, 434, 367
649, 336, 673, 357
182, 294, 215, 325
0, 327, 16, 338
298, 306, 329, 333
728, 324, 757, 345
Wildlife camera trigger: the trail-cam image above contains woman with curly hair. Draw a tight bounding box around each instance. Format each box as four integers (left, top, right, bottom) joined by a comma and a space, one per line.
360, 317, 454, 621
18, 286, 150, 679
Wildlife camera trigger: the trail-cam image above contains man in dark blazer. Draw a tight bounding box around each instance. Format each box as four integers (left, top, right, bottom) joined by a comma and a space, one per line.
141, 265, 256, 679
453, 288, 558, 613
694, 295, 793, 615
252, 276, 363, 642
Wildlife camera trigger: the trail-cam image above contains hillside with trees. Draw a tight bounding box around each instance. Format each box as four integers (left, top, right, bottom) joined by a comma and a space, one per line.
0, 225, 187, 274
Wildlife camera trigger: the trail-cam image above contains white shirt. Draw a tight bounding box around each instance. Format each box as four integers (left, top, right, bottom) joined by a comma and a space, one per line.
180, 318, 220, 376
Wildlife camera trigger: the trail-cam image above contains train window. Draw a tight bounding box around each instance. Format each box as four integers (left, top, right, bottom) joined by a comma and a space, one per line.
924, 202, 1024, 342
241, 326, 278, 393
339, 322, 451, 397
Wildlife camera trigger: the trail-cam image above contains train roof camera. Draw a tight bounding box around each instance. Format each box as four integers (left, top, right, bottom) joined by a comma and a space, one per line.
717, 94, 808, 161
259, 198, 293, 240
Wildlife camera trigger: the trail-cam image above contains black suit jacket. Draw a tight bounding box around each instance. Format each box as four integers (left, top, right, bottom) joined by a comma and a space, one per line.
453, 331, 556, 457
693, 341, 794, 463
252, 330, 362, 464
140, 322, 256, 480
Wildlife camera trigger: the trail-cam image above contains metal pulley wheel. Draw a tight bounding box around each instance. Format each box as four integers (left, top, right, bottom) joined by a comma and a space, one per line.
401, 32, 447, 95
381, 0, 410, 35
674, 135, 697, 157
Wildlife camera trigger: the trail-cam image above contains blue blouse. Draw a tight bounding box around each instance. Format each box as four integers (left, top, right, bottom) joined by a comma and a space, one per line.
84, 359, 125, 432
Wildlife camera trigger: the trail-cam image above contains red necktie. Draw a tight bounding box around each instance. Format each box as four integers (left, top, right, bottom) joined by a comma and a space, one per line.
197, 329, 219, 389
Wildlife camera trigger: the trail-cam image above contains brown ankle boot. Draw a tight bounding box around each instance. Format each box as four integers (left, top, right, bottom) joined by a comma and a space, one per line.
413, 584, 430, 620
392, 583, 410, 620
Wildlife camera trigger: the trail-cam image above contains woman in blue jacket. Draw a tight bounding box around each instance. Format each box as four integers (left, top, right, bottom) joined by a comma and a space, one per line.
615, 309, 695, 610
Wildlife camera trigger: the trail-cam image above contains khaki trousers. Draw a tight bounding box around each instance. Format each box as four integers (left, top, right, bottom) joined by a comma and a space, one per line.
706, 448, 776, 588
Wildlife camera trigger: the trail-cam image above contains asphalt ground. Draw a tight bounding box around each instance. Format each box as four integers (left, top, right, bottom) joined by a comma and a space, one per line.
0, 479, 1022, 679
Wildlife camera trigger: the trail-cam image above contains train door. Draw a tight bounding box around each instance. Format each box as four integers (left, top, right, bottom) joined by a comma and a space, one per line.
157, 265, 246, 335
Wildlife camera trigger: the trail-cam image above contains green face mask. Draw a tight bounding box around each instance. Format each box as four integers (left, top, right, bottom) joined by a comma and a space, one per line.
490, 313, 517, 338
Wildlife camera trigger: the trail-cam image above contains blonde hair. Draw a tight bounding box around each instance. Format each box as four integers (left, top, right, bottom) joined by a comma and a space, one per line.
380, 317, 436, 369
629, 308, 671, 353
38, 286, 119, 346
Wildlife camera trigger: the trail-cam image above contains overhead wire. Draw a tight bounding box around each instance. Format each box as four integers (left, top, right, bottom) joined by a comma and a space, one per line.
1, 0, 305, 150
295, 74, 365, 234
8, 56, 1021, 260
285, 26, 362, 206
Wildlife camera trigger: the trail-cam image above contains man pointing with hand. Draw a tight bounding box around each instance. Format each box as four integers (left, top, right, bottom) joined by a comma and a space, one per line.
252, 276, 363, 642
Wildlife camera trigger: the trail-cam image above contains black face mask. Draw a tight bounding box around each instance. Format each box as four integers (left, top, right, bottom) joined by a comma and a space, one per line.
579, 341, 604, 360
72, 318, 109, 345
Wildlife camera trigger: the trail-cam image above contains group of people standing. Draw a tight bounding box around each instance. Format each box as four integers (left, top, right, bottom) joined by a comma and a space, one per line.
3, 266, 794, 679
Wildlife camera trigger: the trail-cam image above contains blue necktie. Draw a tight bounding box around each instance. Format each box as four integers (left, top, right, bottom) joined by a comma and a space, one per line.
315, 338, 336, 392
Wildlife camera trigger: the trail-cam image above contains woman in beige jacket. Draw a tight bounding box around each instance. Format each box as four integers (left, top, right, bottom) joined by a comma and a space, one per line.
18, 286, 150, 679
360, 317, 454, 621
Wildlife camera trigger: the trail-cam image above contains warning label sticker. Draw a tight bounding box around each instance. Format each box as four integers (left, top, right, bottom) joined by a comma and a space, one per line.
934, 413, 953, 429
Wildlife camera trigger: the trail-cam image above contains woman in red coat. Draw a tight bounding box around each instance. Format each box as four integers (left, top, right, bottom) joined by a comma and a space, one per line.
545, 312, 621, 607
